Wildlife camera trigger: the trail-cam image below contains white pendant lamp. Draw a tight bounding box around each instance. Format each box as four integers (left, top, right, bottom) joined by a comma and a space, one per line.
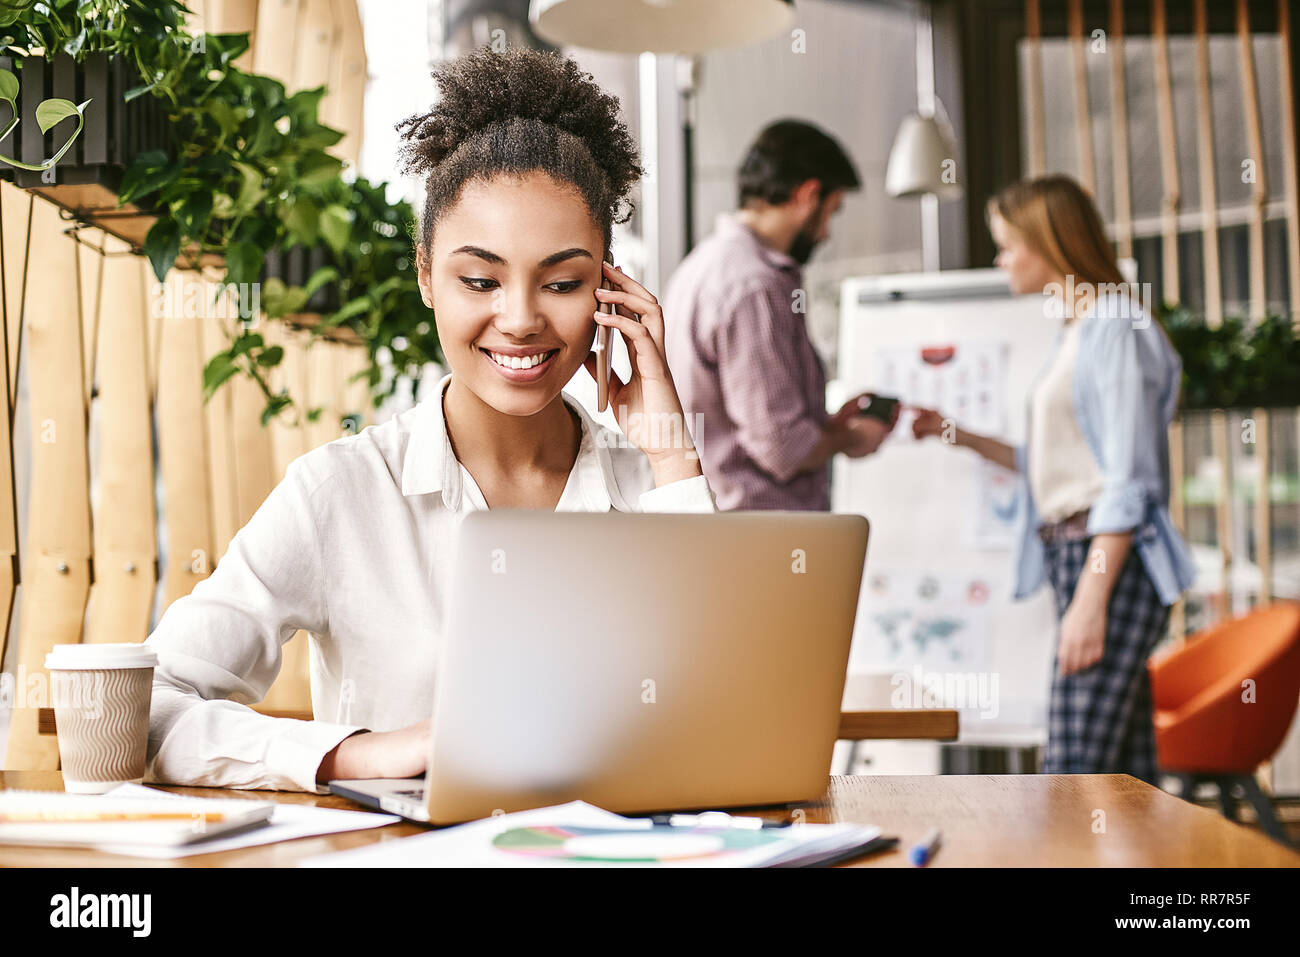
885, 111, 962, 200
529, 0, 795, 54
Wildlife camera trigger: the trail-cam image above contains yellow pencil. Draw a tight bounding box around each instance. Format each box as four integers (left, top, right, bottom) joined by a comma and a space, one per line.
0, 810, 227, 823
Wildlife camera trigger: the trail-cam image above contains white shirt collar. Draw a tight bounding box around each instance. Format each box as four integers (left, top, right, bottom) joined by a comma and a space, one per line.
401, 372, 614, 512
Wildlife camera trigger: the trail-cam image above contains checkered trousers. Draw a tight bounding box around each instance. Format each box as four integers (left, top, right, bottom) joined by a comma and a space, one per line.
1041, 538, 1171, 784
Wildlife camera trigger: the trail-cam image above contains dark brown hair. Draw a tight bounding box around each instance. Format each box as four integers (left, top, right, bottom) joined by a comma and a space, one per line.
396, 47, 642, 255
737, 119, 860, 208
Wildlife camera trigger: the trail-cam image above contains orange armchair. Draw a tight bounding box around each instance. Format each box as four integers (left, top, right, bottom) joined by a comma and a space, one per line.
1148, 602, 1300, 846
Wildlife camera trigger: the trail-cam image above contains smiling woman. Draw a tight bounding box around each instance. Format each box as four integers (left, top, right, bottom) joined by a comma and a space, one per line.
394, 47, 708, 504
142, 47, 717, 793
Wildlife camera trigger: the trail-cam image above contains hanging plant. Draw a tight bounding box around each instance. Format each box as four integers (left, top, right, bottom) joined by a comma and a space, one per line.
1, 0, 441, 423
0, 64, 90, 171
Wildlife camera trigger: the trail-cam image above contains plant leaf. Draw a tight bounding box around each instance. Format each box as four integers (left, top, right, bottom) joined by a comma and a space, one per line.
0, 68, 18, 107
225, 240, 263, 288
202, 353, 239, 399
35, 97, 84, 135
319, 204, 353, 254
144, 218, 180, 283
256, 345, 284, 367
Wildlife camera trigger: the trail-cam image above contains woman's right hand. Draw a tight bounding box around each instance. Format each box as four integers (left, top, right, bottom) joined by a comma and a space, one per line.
316, 717, 431, 784
911, 407, 1019, 471
911, 406, 949, 441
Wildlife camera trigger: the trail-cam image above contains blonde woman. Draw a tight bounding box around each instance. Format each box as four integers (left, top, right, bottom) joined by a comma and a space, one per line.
913, 175, 1195, 783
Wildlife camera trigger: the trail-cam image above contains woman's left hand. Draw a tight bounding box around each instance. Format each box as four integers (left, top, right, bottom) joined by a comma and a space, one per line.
582, 261, 701, 482
1057, 596, 1107, 676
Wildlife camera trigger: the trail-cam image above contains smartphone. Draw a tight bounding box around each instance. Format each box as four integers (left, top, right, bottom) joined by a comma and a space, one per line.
595, 251, 617, 412
856, 393, 900, 424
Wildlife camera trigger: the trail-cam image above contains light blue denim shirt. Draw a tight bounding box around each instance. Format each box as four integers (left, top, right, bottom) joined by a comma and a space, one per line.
1011, 293, 1196, 607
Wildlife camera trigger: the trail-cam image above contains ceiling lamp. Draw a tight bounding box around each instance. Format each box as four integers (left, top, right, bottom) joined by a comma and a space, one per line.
529, 0, 795, 54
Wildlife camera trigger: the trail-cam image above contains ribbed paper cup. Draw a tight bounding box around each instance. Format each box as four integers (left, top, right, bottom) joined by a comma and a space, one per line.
45, 644, 159, 794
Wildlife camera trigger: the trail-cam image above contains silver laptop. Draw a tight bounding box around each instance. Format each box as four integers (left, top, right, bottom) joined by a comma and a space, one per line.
331, 509, 869, 824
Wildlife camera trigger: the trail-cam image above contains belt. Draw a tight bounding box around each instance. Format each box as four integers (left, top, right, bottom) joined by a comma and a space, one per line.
1038, 509, 1091, 544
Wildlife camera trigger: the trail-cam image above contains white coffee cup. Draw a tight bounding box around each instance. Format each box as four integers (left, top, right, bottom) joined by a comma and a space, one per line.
44, 643, 159, 794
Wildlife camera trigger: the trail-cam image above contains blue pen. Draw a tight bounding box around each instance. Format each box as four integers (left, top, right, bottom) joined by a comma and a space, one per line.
909, 827, 942, 866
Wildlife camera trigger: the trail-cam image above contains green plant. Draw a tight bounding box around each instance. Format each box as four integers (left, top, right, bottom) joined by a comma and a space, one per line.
2, 0, 440, 422
0, 65, 89, 170
1159, 304, 1300, 409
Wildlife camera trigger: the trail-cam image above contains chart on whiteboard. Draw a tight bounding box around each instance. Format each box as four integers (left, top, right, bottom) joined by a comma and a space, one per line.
871, 338, 1008, 434
855, 567, 993, 672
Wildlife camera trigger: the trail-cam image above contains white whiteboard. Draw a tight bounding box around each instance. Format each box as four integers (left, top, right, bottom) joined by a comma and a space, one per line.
831, 269, 1060, 738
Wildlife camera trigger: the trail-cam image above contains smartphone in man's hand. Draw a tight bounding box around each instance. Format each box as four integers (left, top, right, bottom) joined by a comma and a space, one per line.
856, 393, 900, 425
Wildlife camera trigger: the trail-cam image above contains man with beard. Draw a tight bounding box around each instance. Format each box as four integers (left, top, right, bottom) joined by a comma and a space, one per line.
663, 119, 890, 511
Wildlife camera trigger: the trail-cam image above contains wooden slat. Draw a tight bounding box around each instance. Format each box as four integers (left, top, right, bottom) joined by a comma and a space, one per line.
1152, 0, 1181, 305
4, 196, 91, 771
1169, 418, 1186, 641
203, 0, 261, 68
252, 0, 303, 85
0, 187, 20, 670
260, 335, 371, 718
1068, 0, 1096, 194
200, 289, 240, 560
1194, 0, 1224, 327
155, 270, 216, 608
326, 0, 367, 167
230, 364, 276, 526
257, 336, 339, 715
74, 227, 103, 407
1254, 408, 1271, 603
1024, 0, 1047, 176
293, 0, 336, 93
838, 710, 959, 742
83, 240, 156, 645
267, 323, 309, 481
1279, 0, 1300, 325
1211, 410, 1232, 617
305, 339, 340, 451
1, 183, 31, 404
259, 330, 310, 717
144, 259, 164, 404
1109, 0, 1133, 260
254, 634, 314, 716
256, 327, 318, 718
341, 340, 370, 431
1237, 0, 1269, 321
1167, 419, 1186, 639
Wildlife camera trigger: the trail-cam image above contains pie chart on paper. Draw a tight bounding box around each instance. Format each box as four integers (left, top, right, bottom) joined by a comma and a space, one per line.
492, 824, 780, 863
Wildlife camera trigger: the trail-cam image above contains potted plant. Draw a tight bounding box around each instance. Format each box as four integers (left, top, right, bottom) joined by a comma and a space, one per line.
0, 0, 442, 421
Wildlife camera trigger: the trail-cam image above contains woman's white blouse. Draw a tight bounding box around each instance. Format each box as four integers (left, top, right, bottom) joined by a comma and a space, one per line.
143, 373, 718, 792
1027, 319, 1105, 523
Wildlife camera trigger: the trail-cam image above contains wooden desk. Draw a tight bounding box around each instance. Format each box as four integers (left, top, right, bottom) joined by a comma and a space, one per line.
2, 770, 1297, 867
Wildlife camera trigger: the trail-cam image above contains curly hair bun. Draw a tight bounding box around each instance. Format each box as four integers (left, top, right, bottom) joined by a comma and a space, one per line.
397, 48, 642, 249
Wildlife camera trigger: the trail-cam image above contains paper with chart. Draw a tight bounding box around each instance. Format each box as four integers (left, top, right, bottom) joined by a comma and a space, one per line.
856, 567, 992, 672
870, 338, 1017, 549
871, 338, 1007, 436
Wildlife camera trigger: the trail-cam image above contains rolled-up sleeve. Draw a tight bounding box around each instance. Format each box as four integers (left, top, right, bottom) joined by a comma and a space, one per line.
1085, 319, 1148, 534
144, 460, 365, 792
714, 288, 824, 484
637, 472, 718, 513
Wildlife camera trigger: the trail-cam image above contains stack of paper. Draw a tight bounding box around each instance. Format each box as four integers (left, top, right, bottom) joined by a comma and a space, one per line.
0, 787, 276, 849
0, 784, 400, 859
300, 801, 888, 868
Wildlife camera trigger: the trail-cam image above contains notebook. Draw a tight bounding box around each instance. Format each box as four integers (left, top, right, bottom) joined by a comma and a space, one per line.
0, 789, 275, 848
